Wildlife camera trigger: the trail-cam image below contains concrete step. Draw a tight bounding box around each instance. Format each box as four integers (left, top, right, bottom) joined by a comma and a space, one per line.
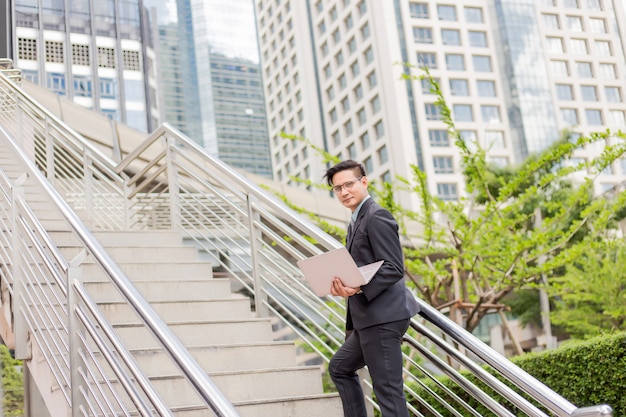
172, 393, 344, 417
61, 245, 199, 263
113, 318, 275, 349
81, 262, 215, 281
150, 366, 325, 406
93, 230, 184, 247
130, 341, 299, 374
86, 279, 234, 302
98, 298, 253, 323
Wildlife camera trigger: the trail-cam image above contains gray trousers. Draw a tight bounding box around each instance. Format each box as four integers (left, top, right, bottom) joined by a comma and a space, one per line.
329, 319, 411, 417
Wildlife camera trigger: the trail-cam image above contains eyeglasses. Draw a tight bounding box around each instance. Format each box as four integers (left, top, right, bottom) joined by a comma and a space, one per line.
331, 176, 363, 194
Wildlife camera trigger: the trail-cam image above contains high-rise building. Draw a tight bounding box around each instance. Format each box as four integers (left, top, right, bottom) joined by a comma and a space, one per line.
144, 0, 273, 177
5, 0, 160, 133
255, 0, 626, 205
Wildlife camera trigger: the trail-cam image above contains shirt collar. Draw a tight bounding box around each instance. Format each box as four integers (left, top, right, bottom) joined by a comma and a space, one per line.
351, 195, 370, 223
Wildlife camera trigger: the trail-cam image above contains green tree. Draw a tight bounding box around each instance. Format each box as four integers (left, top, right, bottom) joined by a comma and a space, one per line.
550, 238, 626, 338
1, 344, 24, 416
279, 66, 626, 346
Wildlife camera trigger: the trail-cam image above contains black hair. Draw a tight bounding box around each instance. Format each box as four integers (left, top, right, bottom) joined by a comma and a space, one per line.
323, 160, 367, 186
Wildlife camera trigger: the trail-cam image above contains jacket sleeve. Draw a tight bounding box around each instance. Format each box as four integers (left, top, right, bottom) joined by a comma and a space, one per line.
358, 209, 404, 300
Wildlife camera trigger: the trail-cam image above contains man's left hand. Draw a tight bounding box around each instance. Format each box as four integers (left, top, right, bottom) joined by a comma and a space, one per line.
331, 277, 360, 297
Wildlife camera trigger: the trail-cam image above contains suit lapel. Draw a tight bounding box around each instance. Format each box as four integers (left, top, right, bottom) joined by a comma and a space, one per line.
347, 198, 372, 250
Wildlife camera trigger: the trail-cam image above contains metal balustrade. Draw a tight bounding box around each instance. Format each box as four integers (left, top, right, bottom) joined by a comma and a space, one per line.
0, 69, 614, 416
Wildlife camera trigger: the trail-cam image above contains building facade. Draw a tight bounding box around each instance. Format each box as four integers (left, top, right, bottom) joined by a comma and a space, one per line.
255, 0, 626, 204
6, 0, 160, 133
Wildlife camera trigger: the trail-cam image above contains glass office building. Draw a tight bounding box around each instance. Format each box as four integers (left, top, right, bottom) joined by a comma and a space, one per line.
6, 0, 160, 133
255, 0, 626, 203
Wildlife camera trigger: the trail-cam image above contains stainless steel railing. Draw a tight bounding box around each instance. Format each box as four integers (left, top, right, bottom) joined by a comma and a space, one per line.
0, 68, 613, 416
0, 72, 240, 416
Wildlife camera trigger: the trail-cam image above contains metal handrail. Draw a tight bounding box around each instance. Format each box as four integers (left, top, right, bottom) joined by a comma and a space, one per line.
0, 69, 614, 416
0, 71, 241, 416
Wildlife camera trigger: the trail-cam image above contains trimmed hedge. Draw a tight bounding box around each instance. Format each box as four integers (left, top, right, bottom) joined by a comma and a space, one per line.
407, 332, 625, 416
512, 332, 626, 416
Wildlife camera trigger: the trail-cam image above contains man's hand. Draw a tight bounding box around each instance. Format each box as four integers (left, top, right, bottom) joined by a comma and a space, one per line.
330, 277, 360, 297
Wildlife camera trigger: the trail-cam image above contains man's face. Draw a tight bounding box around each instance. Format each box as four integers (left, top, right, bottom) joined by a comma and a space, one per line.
331, 169, 368, 212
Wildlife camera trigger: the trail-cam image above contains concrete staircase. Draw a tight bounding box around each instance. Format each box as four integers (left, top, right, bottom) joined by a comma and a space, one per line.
0, 141, 344, 416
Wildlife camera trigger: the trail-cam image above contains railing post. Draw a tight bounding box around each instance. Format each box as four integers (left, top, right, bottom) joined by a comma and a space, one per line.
68, 250, 88, 417
83, 153, 94, 221
246, 195, 268, 317
12, 174, 30, 360
164, 134, 181, 230
45, 118, 56, 186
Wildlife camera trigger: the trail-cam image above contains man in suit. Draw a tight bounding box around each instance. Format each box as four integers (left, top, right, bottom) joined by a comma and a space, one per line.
324, 160, 419, 417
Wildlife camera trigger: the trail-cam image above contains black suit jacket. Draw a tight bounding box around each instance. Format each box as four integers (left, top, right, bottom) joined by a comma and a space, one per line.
345, 198, 419, 330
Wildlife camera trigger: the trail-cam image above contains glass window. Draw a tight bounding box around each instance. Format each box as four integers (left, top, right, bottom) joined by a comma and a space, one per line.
477, 80, 496, 97
464, 7, 483, 23
358, 0, 366, 15
351, 60, 360, 76
367, 71, 377, 88
357, 107, 366, 125
339, 73, 347, 89
335, 51, 344, 66
472, 55, 492, 72
469, 31, 488, 47
73, 75, 92, 97
605, 86, 621, 103
361, 23, 370, 39
556, 84, 574, 100
541, 0, 556, 5
599, 63, 616, 79
551, 60, 569, 76
609, 110, 625, 127
378, 146, 388, 164
341, 96, 350, 112
344, 14, 353, 30
542, 14, 559, 30
425, 103, 443, 120
354, 83, 363, 100
437, 5, 456, 21
566, 16, 583, 31
450, 79, 469, 96
586, 0, 601, 10
364, 47, 374, 64
437, 183, 458, 201
585, 109, 602, 125
589, 18, 606, 33
564, 0, 578, 7
481, 105, 501, 123
442, 29, 461, 45
347, 38, 356, 53
580, 85, 598, 101
46, 72, 66, 95
561, 108, 578, 126
100, 78, 116, 98
344, 120, 353, 136
429, 130, 450, 147
333, 29, 341, 44
485, 131, 505, 150
446, 54, 465, 70
433, 156, 454, 173
330, 108, 338, 123
363, 156, 373, 174
413, 27, 433, 44
371, 95, 381, 113
595, 41, 611, 56
375, 120, 385, 138
324, 64, 332, 79
410, 2, 428, 19
332, 130, 341, 146
488, 157, 509, 168
546, 37, 563, 53
421, 77, 439, 94
360, 132, 370, 149
327, 85, 335, 100
318, 20, 326, 35
453, 104, 473, 122
576, 61, 593, 77
570, 38, 587, 54
417, 52, 437, 69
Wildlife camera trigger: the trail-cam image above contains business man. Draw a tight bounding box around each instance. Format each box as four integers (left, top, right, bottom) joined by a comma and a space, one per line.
324, 160, 419, 417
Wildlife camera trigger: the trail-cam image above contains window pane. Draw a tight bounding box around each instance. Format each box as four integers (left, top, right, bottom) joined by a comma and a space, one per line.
481, 105, 501, 123
473, 55, 492, 72
417, 52, 437, 69
442, 29, 461, 46
429, 130, 450, 147
413, 27, 433, 44
433, 156, 454, 173
551, 60, 569, 76
585, 109, 602, 125
469, 31, 487, 47
477, 80, 496, 97
464, 7, 483, 23
556, 84, 574, 100
453, 104, 473, 122
437, 5, 456, 21
561, 108, 578, 125
543, 14, 559, 29
409, 2, 428, 19
576, 61, 593, 77
580, 85, 598, 101
446, 54, 465, 70
605, 87, 621, 103
450, 79, 469, 96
